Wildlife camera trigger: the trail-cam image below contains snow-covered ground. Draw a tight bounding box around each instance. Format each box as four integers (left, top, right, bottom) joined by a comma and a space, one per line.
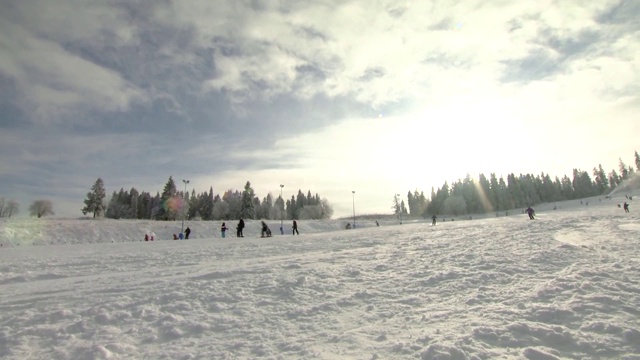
0, 194, 638, 359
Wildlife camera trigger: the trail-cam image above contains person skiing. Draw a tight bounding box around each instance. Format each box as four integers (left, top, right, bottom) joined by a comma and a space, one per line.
261, 221, 270, 238
623, 202, 630, 213
185, 227, 191, 239
431, 215, 437, 226
237, 219, 245, 237
525, 206, 535, 220
292, 220, 299, 235
221, 222, 229, 238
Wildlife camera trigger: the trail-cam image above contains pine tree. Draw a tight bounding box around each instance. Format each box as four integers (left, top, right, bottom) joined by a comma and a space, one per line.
240, 181, 255, 219
82, 177, 107, 218
392, 194, 402, 215
619, 158, 629, 180
157, 177, 178, 220
635, 151, 640, 172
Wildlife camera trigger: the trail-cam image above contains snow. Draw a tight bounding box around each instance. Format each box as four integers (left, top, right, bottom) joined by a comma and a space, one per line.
1, 194, 639, 359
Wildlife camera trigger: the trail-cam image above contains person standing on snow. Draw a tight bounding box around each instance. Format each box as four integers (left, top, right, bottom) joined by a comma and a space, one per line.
292, 220, 299, 235
221, 222, 229, 238
623, 202, 630, 213
185, 227, 191, 239
237, 219, 245, 237
525, 207, 535, 220
431, 215, 437, 226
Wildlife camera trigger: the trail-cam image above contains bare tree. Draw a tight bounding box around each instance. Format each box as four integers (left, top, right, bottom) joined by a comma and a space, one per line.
5, 199, 19, 218
0, 197, 19, 218
29, 200, 55, 218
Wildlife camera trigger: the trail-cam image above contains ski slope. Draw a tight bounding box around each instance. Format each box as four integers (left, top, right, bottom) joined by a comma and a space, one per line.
1, 194, 639, 359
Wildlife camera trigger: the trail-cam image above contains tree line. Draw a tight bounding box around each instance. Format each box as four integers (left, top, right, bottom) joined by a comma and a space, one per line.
81, 177, 334, 221
399, 151, 640, 218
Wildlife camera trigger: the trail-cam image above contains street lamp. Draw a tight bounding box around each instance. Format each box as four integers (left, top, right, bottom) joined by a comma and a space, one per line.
182, 179, 189, 235
352, 190, 356, 229
280, 184, 284, 235
397, 194, 402, 224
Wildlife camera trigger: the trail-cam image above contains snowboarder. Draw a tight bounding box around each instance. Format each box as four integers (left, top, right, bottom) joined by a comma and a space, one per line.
525, 207, 535, 220
261, 221, 271, 237
431, 215, 437, 226
623, 202, 630, 213
292, 220, 299, 235
237, 219, 245, 237
185, 227, 191, 240
221, 222, 229, 238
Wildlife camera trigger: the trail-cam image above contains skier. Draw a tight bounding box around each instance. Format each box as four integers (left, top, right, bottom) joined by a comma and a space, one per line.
525, 206, 535, 220
221, 222, 229, 238
623, 202, 630, 213
237, 219, 245, 237
431, 215, 437, 226
185, 227, 191, 240
292, 220, 299, 235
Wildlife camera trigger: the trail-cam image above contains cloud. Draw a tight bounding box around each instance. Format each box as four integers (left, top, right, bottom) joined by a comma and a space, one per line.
0, 0, 639, 218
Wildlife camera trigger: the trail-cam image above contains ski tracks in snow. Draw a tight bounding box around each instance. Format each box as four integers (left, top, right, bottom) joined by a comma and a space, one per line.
1, 209, 640, 359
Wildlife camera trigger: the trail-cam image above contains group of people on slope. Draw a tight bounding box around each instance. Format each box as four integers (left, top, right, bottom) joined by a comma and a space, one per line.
219, 219, 299, 238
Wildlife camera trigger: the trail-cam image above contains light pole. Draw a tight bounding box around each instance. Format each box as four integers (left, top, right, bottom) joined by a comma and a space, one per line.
182, 179, 189, 235
352, 190, 356, 229
397, 194, 402, 224
280, 184, 284, 235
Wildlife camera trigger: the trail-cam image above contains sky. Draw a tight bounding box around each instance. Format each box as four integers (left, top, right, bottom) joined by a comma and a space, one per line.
1, 193, 639, 358
0, 0, 639, 219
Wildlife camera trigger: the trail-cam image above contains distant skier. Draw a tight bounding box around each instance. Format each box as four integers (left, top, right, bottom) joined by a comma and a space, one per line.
431, 215, 437, 226
185, 227, 191, 239
623, 202, 630, 213
292, 220, 299, 235
145, 234, 149, 241
525, 207, 535, 220
221, 222, 229, 238
237, 219, 245, 237
376, 220, 379, 227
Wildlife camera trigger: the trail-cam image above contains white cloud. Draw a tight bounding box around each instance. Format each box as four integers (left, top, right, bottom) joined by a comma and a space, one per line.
0, 21, 145, 123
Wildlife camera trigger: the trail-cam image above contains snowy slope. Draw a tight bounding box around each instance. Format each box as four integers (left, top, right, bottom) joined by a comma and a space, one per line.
0, 194, 639, 359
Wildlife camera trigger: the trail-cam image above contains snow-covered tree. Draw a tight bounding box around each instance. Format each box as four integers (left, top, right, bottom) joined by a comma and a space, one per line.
240, 181, 256, 219
156, 177, 178, 220
82, 177, 107, 218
